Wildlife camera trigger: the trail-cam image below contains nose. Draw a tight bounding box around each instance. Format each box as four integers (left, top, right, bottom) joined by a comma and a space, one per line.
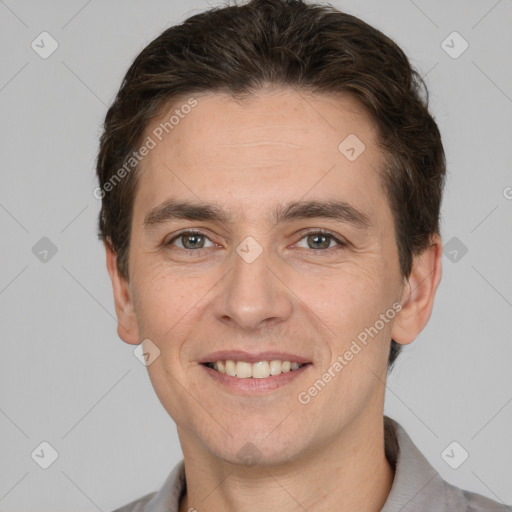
212, 243, 293, 331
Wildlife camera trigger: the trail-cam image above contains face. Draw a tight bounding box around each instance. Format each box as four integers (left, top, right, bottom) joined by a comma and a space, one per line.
109, 89, 416, 466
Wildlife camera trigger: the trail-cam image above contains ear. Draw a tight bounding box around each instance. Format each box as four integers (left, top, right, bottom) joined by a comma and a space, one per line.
391, 234, 442, 345
104, 239, 140, 345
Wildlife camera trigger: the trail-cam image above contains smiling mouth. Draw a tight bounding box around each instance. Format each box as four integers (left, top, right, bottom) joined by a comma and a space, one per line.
203, 360, 309, 379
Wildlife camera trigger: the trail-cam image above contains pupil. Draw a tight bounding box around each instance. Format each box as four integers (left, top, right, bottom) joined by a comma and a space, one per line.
184, 234, 204, 249
309, 234, 329, 249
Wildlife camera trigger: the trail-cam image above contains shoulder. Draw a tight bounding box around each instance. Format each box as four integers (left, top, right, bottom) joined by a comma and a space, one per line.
384, 417, 510, 512
110, 491, 158, 512
111, 459, 186, 512
444, 481, 511, 512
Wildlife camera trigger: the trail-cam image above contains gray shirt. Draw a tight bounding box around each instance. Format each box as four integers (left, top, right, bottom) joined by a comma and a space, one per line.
112, 417, 510, 511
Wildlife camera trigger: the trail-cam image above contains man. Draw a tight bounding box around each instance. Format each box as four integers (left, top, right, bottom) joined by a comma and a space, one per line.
96, 0, 509, 510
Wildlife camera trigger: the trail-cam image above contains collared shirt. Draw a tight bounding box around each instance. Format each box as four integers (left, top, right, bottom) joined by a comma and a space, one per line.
112, 416, 510, 511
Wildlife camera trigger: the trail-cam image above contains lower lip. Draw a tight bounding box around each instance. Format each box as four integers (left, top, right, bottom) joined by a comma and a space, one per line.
201, 363, 311, 395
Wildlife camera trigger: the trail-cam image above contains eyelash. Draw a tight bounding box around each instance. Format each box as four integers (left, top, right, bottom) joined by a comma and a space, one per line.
164, 229, 347, 256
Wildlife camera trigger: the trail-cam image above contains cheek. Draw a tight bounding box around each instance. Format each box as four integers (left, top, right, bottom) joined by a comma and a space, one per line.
301, 261, 397, 366
131, 264, 193, 341
305, 261, 385, 322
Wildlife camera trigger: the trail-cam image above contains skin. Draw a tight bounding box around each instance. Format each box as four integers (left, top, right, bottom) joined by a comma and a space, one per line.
105, 88, 442, 512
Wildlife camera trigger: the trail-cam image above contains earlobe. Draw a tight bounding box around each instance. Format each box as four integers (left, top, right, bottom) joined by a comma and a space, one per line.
104, 240, 140, 345
391, 234, 443, 345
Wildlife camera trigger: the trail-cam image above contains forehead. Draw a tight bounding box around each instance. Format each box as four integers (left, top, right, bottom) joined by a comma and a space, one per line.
149, 89, 379, 160
133, 89, 388, 224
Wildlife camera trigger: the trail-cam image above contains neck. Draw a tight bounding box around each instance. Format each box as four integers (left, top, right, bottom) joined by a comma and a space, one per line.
177, 413, 395, 512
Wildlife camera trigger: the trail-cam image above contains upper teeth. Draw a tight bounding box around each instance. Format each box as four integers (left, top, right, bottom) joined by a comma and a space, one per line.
208, 360, 305, 378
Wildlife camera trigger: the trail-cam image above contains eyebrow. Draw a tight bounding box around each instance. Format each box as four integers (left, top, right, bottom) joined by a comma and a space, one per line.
143, 198, 371, 230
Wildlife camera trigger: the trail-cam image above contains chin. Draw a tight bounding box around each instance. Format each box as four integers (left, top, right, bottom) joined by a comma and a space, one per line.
198, 421, 308, 468
212, 443, 299, 468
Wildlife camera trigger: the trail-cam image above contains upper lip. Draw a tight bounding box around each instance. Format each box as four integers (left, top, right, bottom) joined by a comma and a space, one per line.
198, 350, 311, 364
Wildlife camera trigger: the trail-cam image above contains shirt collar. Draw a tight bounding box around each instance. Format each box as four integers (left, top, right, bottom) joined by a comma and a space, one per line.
143, 416, 448, 512
381, 416, 447, 511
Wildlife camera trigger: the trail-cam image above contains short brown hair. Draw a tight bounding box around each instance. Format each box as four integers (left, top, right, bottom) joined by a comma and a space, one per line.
96, 0, 446, 369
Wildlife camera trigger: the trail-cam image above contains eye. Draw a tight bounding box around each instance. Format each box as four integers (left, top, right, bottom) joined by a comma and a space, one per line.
164, 229, 346, 254
166, 231, 215, 250
295, 230, 346, 251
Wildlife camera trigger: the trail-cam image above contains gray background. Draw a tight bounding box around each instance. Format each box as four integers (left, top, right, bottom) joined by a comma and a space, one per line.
0, 0, 511, 510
